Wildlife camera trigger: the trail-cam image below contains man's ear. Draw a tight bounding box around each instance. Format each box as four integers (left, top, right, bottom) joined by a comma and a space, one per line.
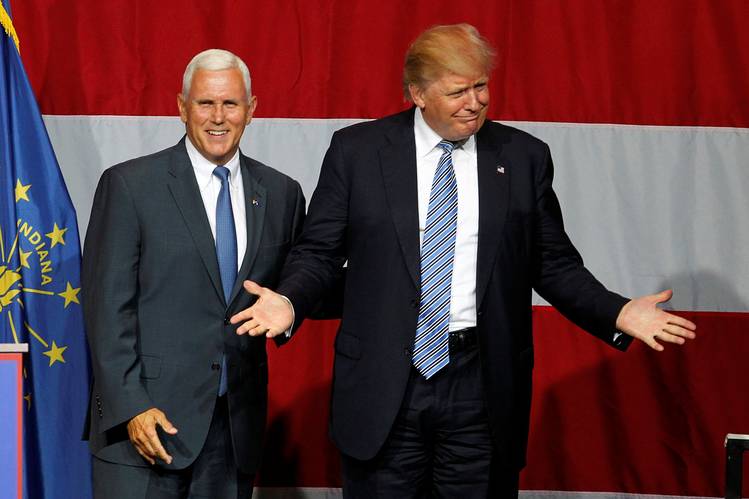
409, 84, 426, 109
246, 96, 258, 125
177, 94, 188, 123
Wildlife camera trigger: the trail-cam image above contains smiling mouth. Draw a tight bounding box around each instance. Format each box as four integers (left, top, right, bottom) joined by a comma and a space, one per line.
207, 130, 228, 136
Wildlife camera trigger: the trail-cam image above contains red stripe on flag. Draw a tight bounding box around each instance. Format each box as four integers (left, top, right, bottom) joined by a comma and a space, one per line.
263, 310, 749, 496
14, 1, 749, 127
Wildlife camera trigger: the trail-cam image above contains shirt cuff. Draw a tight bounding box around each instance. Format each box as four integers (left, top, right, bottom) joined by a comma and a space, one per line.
279, 294, 295, 338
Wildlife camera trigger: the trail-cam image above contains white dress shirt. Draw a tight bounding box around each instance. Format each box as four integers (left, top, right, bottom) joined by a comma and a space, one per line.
185, 137, 247, 271
414, 108, 479, 331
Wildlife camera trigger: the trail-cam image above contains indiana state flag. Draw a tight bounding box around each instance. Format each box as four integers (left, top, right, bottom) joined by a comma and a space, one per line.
0, 2, 92, 498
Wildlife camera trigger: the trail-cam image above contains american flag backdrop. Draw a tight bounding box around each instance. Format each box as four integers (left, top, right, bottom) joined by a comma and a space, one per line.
12, 1, 749, 497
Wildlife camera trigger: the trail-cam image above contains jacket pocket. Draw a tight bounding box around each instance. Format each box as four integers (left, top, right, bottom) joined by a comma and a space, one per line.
139, 354, 162, 379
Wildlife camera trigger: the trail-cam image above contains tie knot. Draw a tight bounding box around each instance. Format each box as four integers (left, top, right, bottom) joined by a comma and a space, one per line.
213, 165, 230, 183
437, 140, 454, 154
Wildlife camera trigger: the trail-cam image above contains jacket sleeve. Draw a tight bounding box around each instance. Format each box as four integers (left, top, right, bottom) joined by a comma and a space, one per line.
278, 131, 349, 323
531, 144, 633, 351
82, 168, 154, 433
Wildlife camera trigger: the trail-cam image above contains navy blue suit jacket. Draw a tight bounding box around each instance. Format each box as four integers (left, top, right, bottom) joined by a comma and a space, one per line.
279, 109, 631, 469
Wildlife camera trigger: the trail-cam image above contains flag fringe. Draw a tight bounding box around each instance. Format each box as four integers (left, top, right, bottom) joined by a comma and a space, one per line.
0, 3, 20, 52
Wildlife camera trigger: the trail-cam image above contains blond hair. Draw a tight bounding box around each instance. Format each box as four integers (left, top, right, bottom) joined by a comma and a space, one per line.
403, 24, 496, 101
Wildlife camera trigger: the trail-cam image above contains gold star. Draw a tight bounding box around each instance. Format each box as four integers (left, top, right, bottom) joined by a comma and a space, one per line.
46, 223, 67, 248
19, 249, 32, 269
15, 179, 31, 202
23, 393, 31, 410
58, 282, 81, 308
43, 341, 67, 366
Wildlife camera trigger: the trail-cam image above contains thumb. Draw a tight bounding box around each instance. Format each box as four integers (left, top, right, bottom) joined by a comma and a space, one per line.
243, 280, 264, 297
653, 289, 673, 304
156, 413, 178, 434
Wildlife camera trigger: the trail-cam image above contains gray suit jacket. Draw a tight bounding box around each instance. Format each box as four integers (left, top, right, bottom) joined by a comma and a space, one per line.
83, 138, 304, 473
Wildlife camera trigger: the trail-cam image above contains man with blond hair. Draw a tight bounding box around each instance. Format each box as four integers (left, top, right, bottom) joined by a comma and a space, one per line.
83, 49, 305, 498
232, 24, 696, 497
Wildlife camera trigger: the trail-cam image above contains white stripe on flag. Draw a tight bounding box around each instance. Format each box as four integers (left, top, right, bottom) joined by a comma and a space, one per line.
44, 115, 749, 312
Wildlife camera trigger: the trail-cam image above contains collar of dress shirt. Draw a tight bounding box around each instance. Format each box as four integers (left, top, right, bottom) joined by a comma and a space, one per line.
413, 107, 476, 158
184, 136, 242, 190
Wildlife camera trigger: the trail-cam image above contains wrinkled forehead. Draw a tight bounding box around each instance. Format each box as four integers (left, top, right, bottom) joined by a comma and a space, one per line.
189, 68, 248, 97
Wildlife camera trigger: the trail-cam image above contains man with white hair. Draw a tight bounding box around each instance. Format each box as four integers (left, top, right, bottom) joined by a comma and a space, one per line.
83, 48, 304, 498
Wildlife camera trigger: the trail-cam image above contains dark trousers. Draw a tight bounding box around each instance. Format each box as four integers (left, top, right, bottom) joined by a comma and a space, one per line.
93, 396, 254, 499
341, 343, 519, 498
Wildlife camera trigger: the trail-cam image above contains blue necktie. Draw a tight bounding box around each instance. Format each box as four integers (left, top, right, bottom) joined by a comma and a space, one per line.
413, 140, 458, 379
213, 166, 237, 396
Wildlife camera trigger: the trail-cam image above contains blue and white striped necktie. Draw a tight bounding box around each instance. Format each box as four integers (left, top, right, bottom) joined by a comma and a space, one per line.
413, 140, 458, 379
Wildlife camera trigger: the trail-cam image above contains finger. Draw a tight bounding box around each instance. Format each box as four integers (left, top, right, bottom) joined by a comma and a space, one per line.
661, 324, 694, 340
265, 328, 283, 339
643, 334, 665, 352
230, 307, 254, 325
149, 433, 173, 464
134, 445, 156, 465
243, 280, 265, 297
157, 414, 178, 435
665, 314, 697, 331
236, 318, 262, 335
248, 324, 270, 337
655, 329, 686, 345
139, 420, 171, 461
139, 427, 160, 458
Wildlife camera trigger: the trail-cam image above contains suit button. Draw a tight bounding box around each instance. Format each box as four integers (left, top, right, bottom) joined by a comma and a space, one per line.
477, 310, 483, 317
224, 317, 231, 325
211, 362, 221, 370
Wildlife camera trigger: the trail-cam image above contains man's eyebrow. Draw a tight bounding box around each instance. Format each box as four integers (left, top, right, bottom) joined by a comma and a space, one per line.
446, 85, 470, 94
445, 80, 488, 94
194, 98, 240, 104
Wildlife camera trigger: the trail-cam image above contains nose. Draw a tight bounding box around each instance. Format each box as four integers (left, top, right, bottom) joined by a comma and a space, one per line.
210, 104, 225, 123
463, 89, 481, 111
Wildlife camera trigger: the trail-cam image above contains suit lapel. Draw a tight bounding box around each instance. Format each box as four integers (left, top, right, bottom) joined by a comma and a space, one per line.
229, 157, 267, 303
475, 126, 510, 310
379, 112, 420, 289
166, 141, 225, 305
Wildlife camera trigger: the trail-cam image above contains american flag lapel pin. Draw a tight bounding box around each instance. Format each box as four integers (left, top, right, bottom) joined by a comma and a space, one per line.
496, 165, 505, 174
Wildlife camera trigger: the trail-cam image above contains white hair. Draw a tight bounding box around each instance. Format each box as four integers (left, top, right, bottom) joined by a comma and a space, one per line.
182, 49, 252, 101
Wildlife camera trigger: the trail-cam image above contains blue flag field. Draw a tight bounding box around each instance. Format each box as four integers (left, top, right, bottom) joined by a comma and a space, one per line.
0, 2, 92, 498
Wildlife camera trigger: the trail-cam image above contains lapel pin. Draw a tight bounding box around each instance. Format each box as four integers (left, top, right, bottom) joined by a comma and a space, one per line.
252, 198, 260, 207
496, 165, 505, 174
